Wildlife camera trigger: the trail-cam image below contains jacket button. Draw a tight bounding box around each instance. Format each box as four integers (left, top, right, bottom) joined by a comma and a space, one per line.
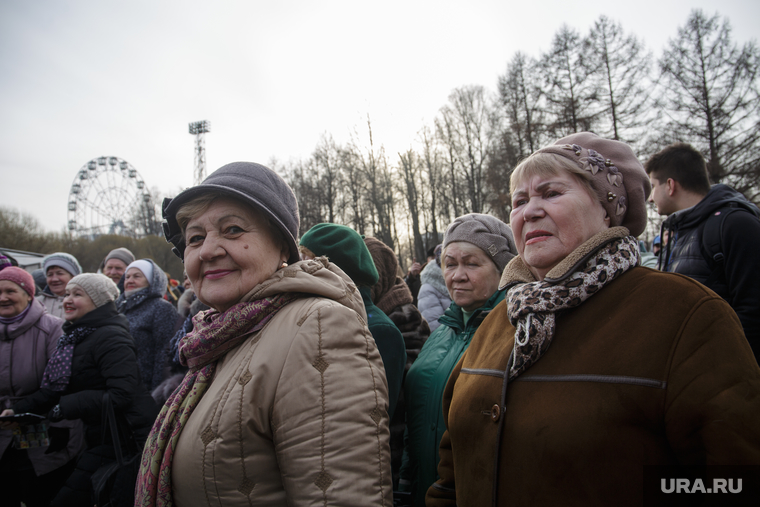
490, 404, 501, 422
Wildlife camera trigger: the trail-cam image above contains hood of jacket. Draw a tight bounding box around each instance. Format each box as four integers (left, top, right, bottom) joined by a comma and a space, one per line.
116, 259, 168, 312
420, 260, 447, 298
663, 184, 760, 230
235, 256, 366, 319
0, 298, 53, 341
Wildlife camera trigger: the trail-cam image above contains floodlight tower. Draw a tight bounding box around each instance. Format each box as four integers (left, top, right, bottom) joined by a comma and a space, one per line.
189, 120, 211, 185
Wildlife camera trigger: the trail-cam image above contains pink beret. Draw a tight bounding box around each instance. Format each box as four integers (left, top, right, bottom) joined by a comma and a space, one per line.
0, 266, 36, 297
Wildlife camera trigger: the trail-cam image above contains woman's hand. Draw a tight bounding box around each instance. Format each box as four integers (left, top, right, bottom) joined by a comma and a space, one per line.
0, 408, 18, 430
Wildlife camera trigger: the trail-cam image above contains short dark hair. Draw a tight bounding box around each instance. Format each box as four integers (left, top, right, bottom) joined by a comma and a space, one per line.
645, 143, 711, 195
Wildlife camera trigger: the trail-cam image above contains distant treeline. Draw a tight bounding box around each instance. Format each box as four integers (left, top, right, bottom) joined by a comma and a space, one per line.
0, 206, 184, 280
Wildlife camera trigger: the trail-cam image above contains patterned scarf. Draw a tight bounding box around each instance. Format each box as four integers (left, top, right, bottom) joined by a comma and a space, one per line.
135, 293, 298, 507
40, 325, 97, 391
507, 234, 639, 380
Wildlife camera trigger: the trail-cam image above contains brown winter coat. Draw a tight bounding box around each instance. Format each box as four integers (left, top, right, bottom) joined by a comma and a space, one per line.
427, 241, 760, 506
171, 258, 393, 506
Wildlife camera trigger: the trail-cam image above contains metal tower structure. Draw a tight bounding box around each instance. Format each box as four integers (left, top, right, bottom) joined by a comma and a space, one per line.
189, 120, 211, 185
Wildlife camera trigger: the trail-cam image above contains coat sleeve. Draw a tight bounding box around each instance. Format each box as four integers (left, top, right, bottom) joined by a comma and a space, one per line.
58, 332, 143, 421
271, 302, 394, 506
10, 317, 65, 415
664, 294, 760, 465
424, 356, 463, 507
721, 211, 760, 361
11, 387, 59, 416
43, 316, 64, 360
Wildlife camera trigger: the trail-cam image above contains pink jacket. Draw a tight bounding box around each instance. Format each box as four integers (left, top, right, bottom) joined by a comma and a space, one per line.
0, 298, 84, 475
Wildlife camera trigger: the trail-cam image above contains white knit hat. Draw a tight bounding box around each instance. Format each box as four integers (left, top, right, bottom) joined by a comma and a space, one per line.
126, 259, 154, 285
67, 273, 119, 308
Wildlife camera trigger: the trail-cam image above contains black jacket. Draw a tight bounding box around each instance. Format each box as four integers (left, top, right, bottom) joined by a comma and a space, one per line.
13, 302, 159, 446
661, 184, 760, 361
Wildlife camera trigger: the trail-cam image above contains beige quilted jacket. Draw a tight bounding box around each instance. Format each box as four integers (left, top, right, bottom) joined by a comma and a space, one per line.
172, 258, 393, 506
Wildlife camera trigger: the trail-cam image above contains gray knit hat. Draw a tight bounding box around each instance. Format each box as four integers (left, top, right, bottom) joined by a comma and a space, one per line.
43, 252, 82, 277
162, 162, 300, 264
535, 132, 652, 237
443, 213, 517, 272
105, 247, 135, 266
67, 273, 119, 308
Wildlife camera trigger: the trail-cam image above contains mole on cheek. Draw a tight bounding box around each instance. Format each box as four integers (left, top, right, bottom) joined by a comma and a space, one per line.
244, 244, 249, 249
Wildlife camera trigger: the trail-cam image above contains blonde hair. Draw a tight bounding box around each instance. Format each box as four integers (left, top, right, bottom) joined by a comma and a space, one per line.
175, 192, 224, 232
510, 152, 597, 201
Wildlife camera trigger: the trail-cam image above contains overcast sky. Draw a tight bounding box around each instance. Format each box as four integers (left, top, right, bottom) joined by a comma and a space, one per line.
1, 0, 758, 233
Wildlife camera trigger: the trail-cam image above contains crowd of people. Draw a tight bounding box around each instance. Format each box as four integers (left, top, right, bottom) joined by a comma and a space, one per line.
1, 134, 759, 506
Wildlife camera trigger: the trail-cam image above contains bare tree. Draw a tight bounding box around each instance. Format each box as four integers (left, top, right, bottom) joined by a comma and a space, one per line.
541, 25, 599, 136
398, 149, 425, 261
486, 129, 520, 223
435, 112, 463, 219
584, 16, 654, 146
283, 159, 325, 234
419, 126, 443, 245
436, 85, 496, 214
341, 146, 368, 234
129, 187, 164, 237
657, 10, 760, 194
0, 206, 64, 253
313, 134, 344, 223
498, 52, 547, 156
345, 116, 394, 245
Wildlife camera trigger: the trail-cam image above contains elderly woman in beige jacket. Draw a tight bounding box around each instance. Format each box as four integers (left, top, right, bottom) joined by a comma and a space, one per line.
135, 162, 393, 507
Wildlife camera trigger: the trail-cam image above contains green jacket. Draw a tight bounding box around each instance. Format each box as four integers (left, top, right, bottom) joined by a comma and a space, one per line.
360, 286, 407, 419
399, 288, 506, 506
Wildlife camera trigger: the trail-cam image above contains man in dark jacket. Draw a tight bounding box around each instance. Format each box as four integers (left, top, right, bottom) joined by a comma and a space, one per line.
646, 142, 760, 362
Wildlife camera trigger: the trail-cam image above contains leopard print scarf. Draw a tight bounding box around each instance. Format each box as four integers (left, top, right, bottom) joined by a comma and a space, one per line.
506, 233, 640, 380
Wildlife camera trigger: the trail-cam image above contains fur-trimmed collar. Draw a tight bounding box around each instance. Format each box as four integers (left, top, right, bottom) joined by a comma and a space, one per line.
499, 227, 631, 289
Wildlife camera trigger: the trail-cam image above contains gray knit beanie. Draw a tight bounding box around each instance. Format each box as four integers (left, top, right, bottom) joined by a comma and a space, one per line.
162, 162, 300, 264
443, 213, 517, 272
67, 273, 119, 308
105, 247, 135, 266
43, 252, 82, 277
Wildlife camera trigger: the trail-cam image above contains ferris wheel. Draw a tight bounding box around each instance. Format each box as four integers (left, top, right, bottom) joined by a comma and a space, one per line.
67, 156, 155, 238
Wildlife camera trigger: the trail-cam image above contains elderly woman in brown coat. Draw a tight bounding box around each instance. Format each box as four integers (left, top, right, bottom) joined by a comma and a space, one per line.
426, 133, 760, 506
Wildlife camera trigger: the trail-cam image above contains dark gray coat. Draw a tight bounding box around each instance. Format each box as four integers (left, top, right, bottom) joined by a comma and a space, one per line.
115, 260, 179, 391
